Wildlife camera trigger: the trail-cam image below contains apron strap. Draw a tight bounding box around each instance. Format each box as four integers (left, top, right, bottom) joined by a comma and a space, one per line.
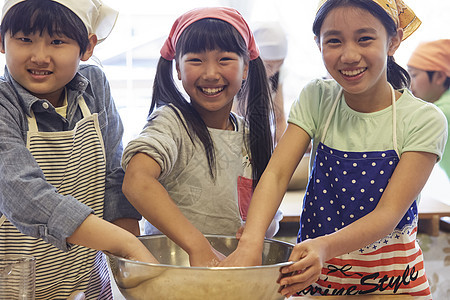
78, 96, 91, 117
26, 96, 90, 133
390, 85, 399, 156
0, 214, 6, 227
321, 89, 343, 140
27, 110, 38, 132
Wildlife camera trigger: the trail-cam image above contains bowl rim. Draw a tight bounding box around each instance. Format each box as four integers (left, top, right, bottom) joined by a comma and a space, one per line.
104, 234, 295, 270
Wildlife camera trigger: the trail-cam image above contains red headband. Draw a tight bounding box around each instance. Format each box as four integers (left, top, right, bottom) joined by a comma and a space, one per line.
160, 7, 259, 61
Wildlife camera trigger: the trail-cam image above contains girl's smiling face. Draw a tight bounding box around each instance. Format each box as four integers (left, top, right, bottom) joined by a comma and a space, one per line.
317, 6, 402, 106
176, 49, 248, 127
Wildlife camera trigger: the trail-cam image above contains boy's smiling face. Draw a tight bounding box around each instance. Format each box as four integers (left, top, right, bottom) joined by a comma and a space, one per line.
1, 30, 95, 106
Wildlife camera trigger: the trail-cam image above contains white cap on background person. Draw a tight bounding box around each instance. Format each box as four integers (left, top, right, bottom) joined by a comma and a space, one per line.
253, 21, 288, 61
1, 0, 118, 43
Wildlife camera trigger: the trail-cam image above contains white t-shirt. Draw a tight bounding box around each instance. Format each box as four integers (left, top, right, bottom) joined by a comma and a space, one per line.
123, 105, 249, 235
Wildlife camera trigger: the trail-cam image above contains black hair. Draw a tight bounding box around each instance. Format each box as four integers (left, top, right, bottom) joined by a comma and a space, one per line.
269, 72, 280, 93
426, 71, 450, 89
1, 0, 90, 55
313, 0, 411, 89
445, 78, 450, 90
151, 18, 274, 187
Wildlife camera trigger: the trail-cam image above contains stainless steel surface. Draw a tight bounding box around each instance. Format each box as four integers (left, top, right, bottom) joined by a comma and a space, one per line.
106, 235, 294, 300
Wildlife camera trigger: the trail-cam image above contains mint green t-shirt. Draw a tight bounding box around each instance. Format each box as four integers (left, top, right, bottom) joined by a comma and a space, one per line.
288, 79, 447, 172
434, 89, 450, 177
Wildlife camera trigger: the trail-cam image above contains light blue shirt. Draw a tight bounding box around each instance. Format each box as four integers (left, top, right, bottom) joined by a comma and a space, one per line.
0, 64, 140, 251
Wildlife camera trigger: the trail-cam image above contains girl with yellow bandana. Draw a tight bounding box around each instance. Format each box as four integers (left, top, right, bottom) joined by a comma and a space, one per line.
222, 1, 445, 299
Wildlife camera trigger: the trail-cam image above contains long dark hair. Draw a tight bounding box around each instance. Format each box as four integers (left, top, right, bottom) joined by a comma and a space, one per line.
313, 0, 411, 89
1, 0, 90, 55
151, 18, 274, 187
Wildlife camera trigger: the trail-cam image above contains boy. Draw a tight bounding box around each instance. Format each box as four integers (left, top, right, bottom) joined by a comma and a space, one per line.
0, 0, 156, 299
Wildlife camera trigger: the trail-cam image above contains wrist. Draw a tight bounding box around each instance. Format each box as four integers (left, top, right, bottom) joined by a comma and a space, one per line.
237, 233, 264, 252
314, 235, 333, 261
184, 233, 212, 256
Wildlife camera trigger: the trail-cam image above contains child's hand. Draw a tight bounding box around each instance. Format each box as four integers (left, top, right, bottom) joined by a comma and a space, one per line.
189, 244, 226, 267
67, 291, 85, 300
218, 242, 262, 267
278, 238, 327, 298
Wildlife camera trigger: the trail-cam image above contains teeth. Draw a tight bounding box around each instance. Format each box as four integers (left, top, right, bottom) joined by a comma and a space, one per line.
201, 87, 224, 95
341, 68, 366, 76
30, 70, 51, 75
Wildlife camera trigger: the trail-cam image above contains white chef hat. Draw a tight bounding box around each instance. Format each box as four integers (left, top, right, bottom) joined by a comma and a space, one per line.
253, 21, 288, 61
1, 0, 118, 43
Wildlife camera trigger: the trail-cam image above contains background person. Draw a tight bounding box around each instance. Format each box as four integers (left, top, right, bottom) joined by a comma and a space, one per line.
408, 39, 450, 178
245, 21, 310, 190
252, 21, 288, 142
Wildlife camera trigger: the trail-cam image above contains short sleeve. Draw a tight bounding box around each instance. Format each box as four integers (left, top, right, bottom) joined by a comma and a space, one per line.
402, 101, 448, 161
288, 79, 338, 140
121, 106, 185, 180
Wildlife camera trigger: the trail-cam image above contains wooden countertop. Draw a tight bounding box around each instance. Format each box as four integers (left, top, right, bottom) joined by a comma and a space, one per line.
287, 295, 416, 299
280, 189, 450, 236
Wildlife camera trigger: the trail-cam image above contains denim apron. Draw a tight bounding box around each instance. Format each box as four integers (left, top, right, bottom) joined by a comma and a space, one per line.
297, 86, 431, 298
0, 97, 112, 299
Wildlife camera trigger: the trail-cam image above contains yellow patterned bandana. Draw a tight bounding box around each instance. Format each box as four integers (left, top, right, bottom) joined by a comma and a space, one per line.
316, 0, 421, 40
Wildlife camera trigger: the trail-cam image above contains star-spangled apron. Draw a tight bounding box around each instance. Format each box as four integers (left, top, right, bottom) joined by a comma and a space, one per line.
0, 97, 112, 299
296, 86, 431, 298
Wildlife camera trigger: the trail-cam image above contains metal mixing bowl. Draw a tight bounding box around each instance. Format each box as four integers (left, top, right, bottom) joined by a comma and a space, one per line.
106, 235, 294, 300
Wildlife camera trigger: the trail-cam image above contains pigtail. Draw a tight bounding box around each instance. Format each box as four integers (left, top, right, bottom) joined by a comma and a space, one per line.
387, 56, 411, 90
150, 58, 183, 114
269, 72, 280, 94
241, 57, 275, 188
151, 57, 216, 179
445, 78, 450, 90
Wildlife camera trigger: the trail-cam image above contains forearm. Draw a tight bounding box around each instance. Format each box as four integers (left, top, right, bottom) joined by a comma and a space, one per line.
238, 170, 289, 248
318, 205, 408, 261
319, 151, 436, 261
67, 214, 156, 263
127, 180, 209, 254
1, 160, 94, 250
240, 126, 311, 246
123, 153, 211, 255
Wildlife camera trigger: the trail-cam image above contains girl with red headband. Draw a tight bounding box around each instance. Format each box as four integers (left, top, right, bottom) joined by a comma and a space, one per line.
121, 7, 276, 267
223, 0, 446, 298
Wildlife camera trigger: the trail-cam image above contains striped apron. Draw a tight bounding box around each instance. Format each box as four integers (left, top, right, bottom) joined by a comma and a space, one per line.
0, 97, 112, 299
296, 86, 431, 298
